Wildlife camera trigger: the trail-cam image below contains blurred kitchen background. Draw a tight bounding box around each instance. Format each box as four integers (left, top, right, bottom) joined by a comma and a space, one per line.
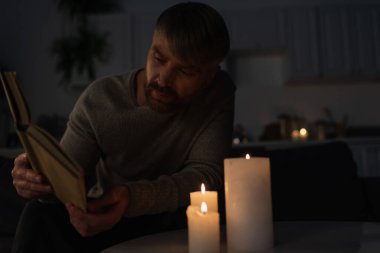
1, 0, 380, 170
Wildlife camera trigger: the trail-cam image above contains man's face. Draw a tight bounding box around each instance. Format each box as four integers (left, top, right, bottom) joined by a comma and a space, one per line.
144, 31, 219, 113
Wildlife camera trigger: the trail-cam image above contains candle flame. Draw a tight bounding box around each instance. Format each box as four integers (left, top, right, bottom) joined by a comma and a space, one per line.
299, 128, 308, 136
201, 201, 208, 214
245, 154, 250, 159
201, 183, 206, 194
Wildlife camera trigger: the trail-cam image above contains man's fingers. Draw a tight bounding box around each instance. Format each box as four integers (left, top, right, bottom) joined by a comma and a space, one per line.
66, 203, 97, 237
66, 203, 117, 237
12, 167, 42, 183
14, 153, 29, 167
13, 179, 52, 199
87, 195, 117, 213
11, 153, 52, 200
24, 169, 43, 183
13, 179, 51, 193
16, 188, 49, 199
66, 186, 129, 237
12, 167, 53, 199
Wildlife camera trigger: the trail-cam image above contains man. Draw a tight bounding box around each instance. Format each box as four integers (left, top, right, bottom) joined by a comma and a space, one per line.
11, 2, 235, 252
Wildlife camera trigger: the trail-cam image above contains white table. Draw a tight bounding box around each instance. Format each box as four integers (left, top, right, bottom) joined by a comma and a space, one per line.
101, 221, 380, 253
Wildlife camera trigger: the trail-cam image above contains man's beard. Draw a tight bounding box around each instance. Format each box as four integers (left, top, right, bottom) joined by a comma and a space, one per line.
145, 81, 184, 113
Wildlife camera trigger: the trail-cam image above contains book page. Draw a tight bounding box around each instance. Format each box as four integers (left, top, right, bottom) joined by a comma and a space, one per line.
26, 125, 86, 211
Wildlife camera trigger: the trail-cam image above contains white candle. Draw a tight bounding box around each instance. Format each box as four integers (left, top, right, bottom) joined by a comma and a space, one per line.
224, 155, 273, 252
190, 183, 218, 212
187, 202, 220, 253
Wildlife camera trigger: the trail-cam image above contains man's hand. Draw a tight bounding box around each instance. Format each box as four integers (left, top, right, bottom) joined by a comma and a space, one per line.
11, 153, 52, 199
65, 185, 130, 237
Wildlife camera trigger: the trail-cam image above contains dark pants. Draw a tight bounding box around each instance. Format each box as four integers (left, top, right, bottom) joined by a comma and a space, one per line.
12, 200, 187, 253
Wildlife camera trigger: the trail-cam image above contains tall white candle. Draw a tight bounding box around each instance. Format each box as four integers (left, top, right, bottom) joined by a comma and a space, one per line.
187, 202, 220, 253
190, 183, 218, 212
224, 155, 273, 252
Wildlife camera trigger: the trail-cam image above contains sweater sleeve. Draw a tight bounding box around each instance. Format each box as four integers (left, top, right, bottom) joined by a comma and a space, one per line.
124, 94, 235, 217
60, 85, 103, 185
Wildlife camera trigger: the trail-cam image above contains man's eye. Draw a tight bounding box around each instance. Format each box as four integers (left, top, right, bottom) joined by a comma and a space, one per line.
153, 53, 165, 64
155, 57, 164, 64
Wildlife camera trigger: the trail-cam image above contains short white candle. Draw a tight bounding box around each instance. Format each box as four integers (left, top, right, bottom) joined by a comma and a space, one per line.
187, 202, 220, 253
224, 155, 273, 252
190, 183, 218, 212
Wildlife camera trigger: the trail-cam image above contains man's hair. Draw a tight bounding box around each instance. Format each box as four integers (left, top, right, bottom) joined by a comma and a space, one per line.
155, 2, 230, 63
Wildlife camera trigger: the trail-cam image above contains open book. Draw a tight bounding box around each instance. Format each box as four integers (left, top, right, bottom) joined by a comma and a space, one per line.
0, 72, 86, 211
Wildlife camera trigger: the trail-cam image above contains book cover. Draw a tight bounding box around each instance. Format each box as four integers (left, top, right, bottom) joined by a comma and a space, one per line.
0, 72, 86, 211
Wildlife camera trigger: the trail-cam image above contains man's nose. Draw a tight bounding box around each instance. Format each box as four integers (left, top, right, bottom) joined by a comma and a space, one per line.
157, 67, 175, 87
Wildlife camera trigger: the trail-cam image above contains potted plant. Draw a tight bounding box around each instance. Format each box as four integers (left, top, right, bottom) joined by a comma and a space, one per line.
52, 0, 122, 86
